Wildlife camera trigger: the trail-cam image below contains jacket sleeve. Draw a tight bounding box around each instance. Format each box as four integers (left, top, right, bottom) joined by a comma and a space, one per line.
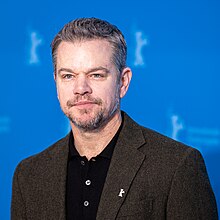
166, 148, 218, 219
11, 163, 27, 220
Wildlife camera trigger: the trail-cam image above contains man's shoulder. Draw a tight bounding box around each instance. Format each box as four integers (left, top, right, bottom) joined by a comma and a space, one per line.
137, 124, 203, 168
123, 114, 205, 176
15, 133, 70, 175
140, 124, 189, 150
123, 112, 198, 159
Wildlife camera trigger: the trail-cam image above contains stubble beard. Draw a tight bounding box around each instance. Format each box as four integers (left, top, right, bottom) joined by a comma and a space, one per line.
64, 93, 120, 132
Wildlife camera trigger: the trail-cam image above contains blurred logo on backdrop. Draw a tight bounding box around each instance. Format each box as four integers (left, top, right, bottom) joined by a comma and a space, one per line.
168, 109, 220, 151
134, 31, 148, 67
28, 31, 43, 65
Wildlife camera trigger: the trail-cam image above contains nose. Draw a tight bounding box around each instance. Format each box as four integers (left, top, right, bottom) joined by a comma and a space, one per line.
73, 75, 92, 95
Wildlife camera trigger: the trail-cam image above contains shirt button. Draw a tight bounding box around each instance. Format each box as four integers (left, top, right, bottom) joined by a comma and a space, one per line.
84, 201, 89, 207
85, 180, 91, 186
91, 158, 96, 162
81, 160, 85, 165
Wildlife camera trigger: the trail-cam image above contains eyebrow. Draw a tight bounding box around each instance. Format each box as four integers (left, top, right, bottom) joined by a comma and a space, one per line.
57, 66, 110, 75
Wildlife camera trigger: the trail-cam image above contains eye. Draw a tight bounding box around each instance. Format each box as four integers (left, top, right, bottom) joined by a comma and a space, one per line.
62, 74, 74, 80
90, 73, 105, 79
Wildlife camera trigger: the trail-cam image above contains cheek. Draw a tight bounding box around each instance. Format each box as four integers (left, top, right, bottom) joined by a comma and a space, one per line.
105, 87, 120, 105
56, 90, 69, 108
57, 84, 72, 98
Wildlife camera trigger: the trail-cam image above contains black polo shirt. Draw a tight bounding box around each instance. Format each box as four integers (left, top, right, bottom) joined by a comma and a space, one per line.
66, 124, 122, 220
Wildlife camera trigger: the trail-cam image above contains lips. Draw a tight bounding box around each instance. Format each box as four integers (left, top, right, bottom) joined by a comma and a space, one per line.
73, 101, 96, 106
67, 97, 102, 109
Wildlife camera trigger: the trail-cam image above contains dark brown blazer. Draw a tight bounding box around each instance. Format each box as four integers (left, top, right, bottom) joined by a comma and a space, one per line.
11, 112, 218, 219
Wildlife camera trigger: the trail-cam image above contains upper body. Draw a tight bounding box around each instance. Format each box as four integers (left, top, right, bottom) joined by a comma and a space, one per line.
11, 18, 218, 219
11, 112, 218, 219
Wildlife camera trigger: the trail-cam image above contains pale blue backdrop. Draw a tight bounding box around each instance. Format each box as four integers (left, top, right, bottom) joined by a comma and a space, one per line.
1, 0, 219, 219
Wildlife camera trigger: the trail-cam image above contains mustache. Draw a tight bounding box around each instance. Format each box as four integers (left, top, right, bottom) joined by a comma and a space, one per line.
67, 95, 102, 108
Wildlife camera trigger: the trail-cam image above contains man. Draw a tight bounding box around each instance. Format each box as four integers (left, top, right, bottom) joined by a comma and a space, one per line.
11, 18, 218, 219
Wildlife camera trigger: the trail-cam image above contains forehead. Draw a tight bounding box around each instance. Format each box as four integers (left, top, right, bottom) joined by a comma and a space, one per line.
56, 39, 114, 70
57, 39, 113, 59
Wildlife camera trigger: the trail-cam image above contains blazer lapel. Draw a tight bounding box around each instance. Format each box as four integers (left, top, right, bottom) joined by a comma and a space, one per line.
49, 134, 70, 220
96, 113, 146, 220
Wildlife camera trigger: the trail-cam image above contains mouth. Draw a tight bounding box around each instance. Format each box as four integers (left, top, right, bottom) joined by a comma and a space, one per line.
73, 101, 97, 106
67, 98, 102, 109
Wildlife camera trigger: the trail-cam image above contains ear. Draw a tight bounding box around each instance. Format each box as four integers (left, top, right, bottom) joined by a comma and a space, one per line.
54, 72, 57, 81
53, 72, 60, 100
120, 67, 132, 98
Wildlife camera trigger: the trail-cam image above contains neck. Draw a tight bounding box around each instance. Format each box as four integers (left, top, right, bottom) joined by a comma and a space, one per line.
70, 111, 122, 160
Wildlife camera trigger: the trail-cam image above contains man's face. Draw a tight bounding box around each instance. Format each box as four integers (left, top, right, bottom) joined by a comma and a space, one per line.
55, 40, 126, 131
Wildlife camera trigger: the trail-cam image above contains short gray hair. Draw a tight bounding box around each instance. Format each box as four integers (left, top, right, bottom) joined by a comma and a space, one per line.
51, 17, 127, 73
